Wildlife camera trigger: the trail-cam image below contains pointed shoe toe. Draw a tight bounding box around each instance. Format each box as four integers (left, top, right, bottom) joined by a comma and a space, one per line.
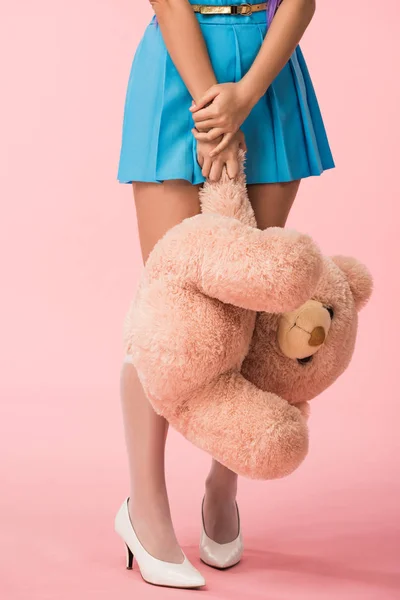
199, 497, 243, 570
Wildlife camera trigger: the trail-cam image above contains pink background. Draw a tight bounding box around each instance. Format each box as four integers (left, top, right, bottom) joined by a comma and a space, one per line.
1, 1, 399, 598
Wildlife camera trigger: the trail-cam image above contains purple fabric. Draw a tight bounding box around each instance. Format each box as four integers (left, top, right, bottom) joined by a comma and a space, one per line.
267, 0, 282, 26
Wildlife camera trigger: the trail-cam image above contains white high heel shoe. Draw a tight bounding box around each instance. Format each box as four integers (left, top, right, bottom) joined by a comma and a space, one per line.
199, 496, 244, 569
114, 497, 206, 588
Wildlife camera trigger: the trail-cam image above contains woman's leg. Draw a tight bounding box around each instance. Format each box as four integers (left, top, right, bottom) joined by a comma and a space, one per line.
203, 179, 301, 543
247, 180, 301, 230
120, 179, 201, 562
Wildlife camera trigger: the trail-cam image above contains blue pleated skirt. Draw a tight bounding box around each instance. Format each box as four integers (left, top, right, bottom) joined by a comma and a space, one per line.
117, 2, 335, 185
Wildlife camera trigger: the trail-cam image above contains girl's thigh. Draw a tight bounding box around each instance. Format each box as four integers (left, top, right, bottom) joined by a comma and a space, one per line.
247, 180, 301, 229
132, 180, 202, 262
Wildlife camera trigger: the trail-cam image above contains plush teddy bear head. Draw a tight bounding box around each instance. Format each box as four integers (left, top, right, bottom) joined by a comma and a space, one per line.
242, 255, 373, 405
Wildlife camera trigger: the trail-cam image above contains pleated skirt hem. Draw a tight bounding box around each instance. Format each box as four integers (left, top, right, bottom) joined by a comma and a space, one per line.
117, 163, 335, 186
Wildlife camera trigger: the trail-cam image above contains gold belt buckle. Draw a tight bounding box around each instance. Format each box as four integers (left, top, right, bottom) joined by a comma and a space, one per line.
199, 3, 253, 16
235, 3, 253, 15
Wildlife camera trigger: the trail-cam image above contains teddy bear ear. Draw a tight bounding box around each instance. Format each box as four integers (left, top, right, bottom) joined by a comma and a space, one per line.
331, 255, 373, 311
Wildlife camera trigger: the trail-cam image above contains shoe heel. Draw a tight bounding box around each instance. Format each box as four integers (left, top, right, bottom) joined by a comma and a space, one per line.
115, 497, 205, 588
125, 543, 134, 569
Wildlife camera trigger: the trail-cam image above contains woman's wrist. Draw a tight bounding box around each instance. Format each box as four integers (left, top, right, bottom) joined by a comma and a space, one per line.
237, 75, 268, 109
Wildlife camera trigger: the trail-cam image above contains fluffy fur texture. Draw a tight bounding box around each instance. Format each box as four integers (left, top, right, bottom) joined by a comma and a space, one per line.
242, 256, 373, 406
123, 149, 373, 479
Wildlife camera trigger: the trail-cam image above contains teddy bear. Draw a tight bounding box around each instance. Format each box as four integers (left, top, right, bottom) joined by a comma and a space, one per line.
123, 149, 372, 480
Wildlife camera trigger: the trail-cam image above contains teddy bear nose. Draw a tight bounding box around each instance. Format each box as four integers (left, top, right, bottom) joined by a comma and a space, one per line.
308, 326, 326, 347
277, 299, 333, 360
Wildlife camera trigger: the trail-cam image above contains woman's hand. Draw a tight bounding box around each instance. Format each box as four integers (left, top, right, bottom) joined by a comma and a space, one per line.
189, 81, 255, 156
195, 128, 247, 182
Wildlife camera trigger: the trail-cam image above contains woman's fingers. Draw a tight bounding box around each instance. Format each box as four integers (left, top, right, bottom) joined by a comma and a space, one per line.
189, 86, 220, 113
194, 118, 220, 132
225, 157, 239, 180
237, 129, 248, 152
201, 156, 212, 179
209, 132, 235, 157
191, 127, 224, 142
195, 127, 247, 181
191, 106, 217, 123
208, 158, 224, 182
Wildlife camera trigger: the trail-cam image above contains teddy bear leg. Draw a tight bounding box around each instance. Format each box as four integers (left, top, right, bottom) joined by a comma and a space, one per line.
169, 370, 309, 480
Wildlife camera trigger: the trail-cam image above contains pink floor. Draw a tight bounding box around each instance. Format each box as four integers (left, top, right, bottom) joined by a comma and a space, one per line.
2, 380, 400, 600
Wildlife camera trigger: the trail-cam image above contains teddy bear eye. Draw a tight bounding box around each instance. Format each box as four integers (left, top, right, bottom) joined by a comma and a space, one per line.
324, 305, 334, 320
297, 355, 314, 365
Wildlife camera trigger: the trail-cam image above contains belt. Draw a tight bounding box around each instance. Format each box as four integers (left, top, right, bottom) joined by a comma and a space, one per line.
192, 3, 268, 16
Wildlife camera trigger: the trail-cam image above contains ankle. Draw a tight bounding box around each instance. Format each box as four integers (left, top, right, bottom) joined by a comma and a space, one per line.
124, 498, 185, 564
129, 488, 170, 518
205, 473, 238, 501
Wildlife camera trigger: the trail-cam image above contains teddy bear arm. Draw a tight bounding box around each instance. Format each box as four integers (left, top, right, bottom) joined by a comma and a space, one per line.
197, 226, 323, 313
165, 370, 309, 480
294, 401, 311, 421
